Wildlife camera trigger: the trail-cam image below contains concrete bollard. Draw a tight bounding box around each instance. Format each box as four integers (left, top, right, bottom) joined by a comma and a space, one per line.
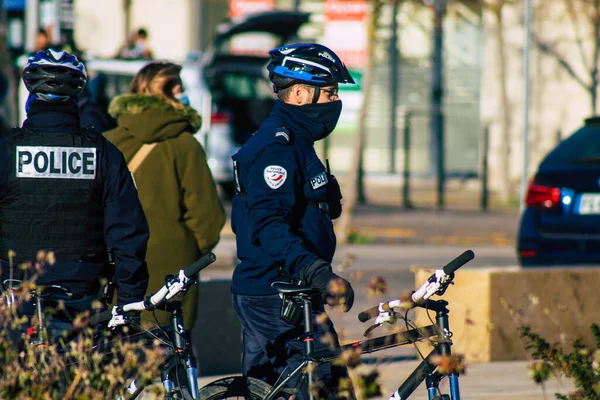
414, 266, 600, 362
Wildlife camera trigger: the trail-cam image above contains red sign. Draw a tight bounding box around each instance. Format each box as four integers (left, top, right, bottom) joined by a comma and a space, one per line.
229, 0, 274, 18
325, 0, 368, 22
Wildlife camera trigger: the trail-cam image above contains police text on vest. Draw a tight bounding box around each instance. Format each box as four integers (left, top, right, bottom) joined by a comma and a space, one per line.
16, 146, 97, 179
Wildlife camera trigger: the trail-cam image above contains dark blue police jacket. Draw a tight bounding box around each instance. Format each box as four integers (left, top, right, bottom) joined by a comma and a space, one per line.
0, 101, 149, 303
231, 101, 341, 295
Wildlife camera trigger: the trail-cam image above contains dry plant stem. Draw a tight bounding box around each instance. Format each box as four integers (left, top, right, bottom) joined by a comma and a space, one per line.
64, 368, 83, 400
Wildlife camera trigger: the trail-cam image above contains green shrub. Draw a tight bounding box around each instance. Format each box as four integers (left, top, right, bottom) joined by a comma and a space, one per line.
0, 256, 163, 399
521, 324, 600, 400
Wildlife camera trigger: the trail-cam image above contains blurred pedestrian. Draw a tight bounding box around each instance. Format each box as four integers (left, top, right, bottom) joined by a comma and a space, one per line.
118, 27, 153, 60
78, 81, 116, 133
134, 28, 153, 59
104, 61, 225, 329
33, 28, 51, 53
16, 28, 51, 69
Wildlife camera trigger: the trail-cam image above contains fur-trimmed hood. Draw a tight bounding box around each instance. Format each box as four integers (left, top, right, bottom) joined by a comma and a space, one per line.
107, 94, 202, 143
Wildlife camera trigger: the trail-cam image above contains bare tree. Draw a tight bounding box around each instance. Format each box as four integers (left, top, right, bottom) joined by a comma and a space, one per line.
336, 0, 385, 244
483, 0, 515, 203
532, 0, 600, 115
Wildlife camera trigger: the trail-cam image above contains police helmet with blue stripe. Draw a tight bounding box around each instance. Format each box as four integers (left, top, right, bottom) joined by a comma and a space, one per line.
23, 49, 87, 102
267, 43, 355, 93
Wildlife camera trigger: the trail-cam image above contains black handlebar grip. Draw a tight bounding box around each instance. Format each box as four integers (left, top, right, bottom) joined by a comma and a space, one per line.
90, 309, 113, 326
183, 252, 217, 278
442, 250, 475, 275
358, 304, 385, 323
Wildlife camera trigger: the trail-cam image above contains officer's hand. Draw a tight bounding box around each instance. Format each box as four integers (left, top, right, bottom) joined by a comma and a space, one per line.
301, 259, 354, 312
123, 310, 142, 329
324, 275, 354, 312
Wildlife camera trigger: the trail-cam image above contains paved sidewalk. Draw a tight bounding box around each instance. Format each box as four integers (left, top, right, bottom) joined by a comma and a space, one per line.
218, 176, 520, 250
216, 203, 519, 268
197, 360, 573, 399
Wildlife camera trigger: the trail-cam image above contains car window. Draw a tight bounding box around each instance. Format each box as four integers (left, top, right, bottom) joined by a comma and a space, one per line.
542, 126, 600, 166
101, 74, 134, 99
217, 32, 279, 57
216, 73, 273, 101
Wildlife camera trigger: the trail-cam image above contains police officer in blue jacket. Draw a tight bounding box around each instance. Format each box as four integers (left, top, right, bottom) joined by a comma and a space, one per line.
0, 49, 149, 337
231, 44, 356, 399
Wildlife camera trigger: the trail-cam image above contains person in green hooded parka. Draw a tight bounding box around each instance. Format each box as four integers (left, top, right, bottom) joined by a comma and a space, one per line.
104, 61, 225, 329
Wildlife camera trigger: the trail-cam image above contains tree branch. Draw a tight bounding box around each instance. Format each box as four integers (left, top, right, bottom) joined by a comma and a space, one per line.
564, 0, 591, 71
593, 0, 600, 77
532, 32, 589, 90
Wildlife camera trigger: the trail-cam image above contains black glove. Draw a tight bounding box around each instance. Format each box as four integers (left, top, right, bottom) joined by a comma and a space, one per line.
300, 259, 354, 312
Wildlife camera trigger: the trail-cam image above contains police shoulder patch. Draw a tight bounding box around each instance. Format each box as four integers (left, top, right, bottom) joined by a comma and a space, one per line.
274, 126, 290, 143
264, 165, 287, 189
310, 171, 328, 190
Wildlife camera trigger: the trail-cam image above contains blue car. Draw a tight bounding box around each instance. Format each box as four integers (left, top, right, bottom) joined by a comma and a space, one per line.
518, 117, 600, 266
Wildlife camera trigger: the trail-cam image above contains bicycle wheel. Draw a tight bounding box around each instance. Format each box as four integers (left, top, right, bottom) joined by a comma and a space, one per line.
198, 376, 292, 400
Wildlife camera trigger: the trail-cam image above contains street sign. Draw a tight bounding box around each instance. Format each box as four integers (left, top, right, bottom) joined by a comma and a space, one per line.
229, 0, 274, 18
322, 0, 367, 69
324, 0, 368, 21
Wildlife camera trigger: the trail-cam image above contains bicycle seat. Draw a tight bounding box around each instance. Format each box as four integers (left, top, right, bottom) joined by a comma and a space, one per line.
272, 281, 319, 296
36, 285, 73, 299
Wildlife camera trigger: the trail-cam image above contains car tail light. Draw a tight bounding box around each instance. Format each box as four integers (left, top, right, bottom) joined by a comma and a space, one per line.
525, 182, 561, 209
519, 249, 537, 258
211, 112, 230, 124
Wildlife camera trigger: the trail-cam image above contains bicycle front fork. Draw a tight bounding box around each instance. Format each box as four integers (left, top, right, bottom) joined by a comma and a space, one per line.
390, 302, 461, 400
162, 303, 199, 399
426, 373, 459, 400
426, 306, 461, 400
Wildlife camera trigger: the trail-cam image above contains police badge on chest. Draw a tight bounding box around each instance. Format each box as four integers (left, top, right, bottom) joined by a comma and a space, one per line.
264, 165, 287, 189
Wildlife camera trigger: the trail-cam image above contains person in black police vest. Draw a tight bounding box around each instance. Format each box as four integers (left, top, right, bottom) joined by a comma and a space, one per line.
0, 49, 149, 340
230, 43, 356, 399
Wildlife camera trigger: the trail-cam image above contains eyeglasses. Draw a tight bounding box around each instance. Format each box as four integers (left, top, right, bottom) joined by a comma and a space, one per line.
321, 87, 339, 101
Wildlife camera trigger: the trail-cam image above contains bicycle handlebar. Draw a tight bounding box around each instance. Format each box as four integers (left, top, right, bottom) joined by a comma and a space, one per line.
442, 249, 474, 275
90, 252, 216, 326
357, 250, 474, 323
358, 302, 392, 323
183, 252, 216, 278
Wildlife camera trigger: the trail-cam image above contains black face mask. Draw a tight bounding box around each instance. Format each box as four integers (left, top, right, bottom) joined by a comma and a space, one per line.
292, 100, 343, 141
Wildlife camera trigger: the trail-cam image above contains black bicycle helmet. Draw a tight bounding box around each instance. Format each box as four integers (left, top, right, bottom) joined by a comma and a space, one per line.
23, 49, 87, 101
267, 43, 355, 90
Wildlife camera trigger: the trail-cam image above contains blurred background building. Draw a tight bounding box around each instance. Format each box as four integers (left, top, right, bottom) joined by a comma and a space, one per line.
0, 0, 595, 202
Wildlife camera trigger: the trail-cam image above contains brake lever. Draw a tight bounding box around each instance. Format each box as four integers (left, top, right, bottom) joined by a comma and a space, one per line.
363, 323, 382, 337
165, 270, 195, 300
363, 309, 399, 337
434, 272, 455, 297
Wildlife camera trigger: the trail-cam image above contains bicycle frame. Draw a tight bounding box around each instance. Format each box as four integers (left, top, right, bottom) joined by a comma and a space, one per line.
264, 297, 315, 400
157, 301, 199, 399
386, 300, 460, 400
264, 299, 460, 400
93, 300, 199, 400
